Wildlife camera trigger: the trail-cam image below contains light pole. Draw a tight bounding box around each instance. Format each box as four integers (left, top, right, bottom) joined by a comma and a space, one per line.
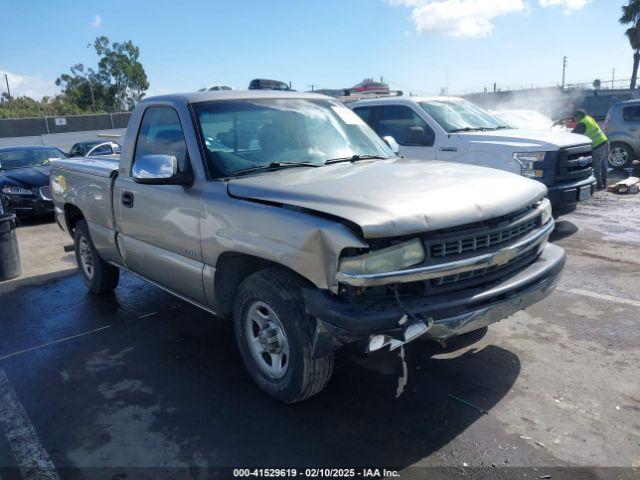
611, 68, 615, 89
4, 73, 11, 103
562, 56, 567, 89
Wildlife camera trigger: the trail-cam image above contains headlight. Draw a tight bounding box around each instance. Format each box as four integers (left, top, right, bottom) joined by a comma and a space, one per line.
338, 238, 425, 276
514, 152, 546, 178
1, 185, 34, 195
537, 198, 552, 225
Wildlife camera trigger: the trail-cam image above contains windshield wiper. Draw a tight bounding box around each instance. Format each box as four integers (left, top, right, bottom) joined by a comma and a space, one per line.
450, 126, 506, 132
324, 154, 387, 165
229, 161, 320, 177
449, 127, 483, 133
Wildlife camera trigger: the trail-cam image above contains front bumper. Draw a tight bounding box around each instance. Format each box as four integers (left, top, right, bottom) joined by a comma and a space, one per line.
304, 243, 565, 358
547, 175, 596, 209
8, 195, 54, 217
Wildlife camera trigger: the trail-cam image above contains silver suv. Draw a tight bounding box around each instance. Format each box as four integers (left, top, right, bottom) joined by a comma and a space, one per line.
603, 99, 640, 169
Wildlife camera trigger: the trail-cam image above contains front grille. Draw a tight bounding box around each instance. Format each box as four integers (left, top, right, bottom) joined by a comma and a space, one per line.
432, 249, 537, 287
430, 218, 537, 259
556, 145, 593, 182
39, 186, 52, 201
417, 206, 543, 293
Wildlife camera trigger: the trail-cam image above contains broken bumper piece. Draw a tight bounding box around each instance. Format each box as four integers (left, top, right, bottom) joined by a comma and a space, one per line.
305, 243, 565, 358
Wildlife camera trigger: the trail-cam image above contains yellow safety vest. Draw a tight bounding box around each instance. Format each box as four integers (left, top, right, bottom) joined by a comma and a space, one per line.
578, 115, 607, 149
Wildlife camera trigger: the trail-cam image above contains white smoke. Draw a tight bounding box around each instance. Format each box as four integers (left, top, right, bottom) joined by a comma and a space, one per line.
469, 87, 586, 120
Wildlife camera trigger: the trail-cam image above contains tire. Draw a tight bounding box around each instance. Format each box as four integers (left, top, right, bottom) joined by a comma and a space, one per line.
233, 267, 334, 403
608, 142, 634, 170
73, 220, 119, 294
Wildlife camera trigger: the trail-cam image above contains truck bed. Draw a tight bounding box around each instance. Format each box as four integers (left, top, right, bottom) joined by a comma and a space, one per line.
51, 157, 119, 264
52, 157, 119, 178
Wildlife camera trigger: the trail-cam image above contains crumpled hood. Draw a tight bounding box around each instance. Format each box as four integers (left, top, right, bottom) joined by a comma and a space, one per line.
459, 129, 591, 150
227, 158, 547, 238
0, 166, 51, 188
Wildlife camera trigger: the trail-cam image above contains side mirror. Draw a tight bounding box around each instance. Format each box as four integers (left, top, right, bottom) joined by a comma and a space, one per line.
404, 126, 434, 146
382, 136, 400, 155
132, 154, 190, 185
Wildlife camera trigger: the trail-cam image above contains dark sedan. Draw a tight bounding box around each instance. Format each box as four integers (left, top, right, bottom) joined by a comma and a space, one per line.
0, 145, 68, 218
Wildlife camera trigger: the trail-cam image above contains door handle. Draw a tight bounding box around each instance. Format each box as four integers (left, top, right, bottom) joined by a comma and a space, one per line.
121, 191, 134, 208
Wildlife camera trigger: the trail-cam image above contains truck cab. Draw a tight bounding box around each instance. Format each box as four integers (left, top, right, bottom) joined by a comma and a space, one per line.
350, 96, 596, 213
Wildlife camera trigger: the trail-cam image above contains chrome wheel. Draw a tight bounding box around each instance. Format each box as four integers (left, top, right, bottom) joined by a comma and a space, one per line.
78, 235, 94, 279
609, 146, 629, 167
244, 300, 289, 379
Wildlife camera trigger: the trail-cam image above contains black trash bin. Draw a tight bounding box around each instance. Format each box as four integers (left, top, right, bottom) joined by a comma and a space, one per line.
0, 194, 21, 281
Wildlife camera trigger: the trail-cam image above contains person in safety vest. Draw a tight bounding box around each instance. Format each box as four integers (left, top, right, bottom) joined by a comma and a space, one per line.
572, 109, 609, 190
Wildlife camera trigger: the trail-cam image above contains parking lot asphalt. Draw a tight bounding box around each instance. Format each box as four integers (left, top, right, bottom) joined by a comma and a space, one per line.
0, 191, 639, 478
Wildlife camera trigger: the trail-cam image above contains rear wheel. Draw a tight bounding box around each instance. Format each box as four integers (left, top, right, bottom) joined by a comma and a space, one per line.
74, 220, 119, 294
608, 142, 634, 170
233, 268, 334, 403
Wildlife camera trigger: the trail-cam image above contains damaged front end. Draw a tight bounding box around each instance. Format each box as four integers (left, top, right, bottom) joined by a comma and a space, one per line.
305, 200, 565, 359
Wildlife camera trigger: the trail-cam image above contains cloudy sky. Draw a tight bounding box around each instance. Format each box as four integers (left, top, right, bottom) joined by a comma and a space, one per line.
0, 0, 632, 99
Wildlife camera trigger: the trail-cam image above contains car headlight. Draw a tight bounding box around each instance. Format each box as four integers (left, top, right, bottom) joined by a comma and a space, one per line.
1, 185, 34, 195
514, 152, 546, 178
338, 238, 425, 276
537, 197, 552, 225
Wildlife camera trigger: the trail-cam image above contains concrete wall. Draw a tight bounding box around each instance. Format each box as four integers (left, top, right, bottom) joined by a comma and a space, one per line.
464, 87, 640, 120
0, 129, 126, 152
0, 112, 131, 152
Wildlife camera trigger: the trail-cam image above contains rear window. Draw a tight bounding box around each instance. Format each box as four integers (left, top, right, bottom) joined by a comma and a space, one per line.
622, 105, 640, 122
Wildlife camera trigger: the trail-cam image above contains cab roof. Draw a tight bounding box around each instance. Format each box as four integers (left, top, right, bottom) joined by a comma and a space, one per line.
141, 90, 331, 105
350, 95, 466, 106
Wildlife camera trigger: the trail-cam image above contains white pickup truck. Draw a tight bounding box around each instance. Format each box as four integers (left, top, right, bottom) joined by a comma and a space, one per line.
350, 96, 596, 213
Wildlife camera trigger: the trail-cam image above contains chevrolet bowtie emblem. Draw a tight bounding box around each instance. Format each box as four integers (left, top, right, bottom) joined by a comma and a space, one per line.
490, 247, 518, 267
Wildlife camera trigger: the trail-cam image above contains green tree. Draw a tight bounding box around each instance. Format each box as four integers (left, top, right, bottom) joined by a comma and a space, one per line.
620, 0, 640, 89
56, 36, 149, 112
55, 63, 109, 112
0, 94, 82, 119
93, 36, 149, 110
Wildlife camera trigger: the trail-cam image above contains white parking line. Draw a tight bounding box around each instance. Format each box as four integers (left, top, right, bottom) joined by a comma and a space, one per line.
0, 326, 111, 363
0, 369, 60, 480
560, 288, 640, 308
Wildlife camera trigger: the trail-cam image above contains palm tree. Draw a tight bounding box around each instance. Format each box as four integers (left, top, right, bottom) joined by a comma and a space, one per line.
620, 0, 640, 89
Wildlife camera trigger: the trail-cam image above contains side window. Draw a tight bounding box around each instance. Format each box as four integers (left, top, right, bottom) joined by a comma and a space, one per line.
622, 106, 640, 122
353, 107, 374, 128
91, 144, 112, 155
69, 144, 81, 156
134, 107, 188, 171
379, 105, 435, 146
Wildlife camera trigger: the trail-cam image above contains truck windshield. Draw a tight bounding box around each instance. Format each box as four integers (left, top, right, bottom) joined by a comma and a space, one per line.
0, 148, 66, 171
420, 99, 510, 133
193, 98, 394, 177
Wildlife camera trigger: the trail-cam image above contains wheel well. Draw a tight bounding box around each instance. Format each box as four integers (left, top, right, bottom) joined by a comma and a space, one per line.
64, 204, 85, 235
214, 253, 307, 318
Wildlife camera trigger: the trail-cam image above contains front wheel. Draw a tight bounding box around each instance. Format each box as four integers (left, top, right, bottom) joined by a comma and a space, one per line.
74, 220, 119, 294
233, 268, 334, 403
608, 142, 634, 170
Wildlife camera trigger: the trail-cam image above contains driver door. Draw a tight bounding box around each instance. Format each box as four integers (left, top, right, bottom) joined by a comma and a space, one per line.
113, 106, 207, 304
